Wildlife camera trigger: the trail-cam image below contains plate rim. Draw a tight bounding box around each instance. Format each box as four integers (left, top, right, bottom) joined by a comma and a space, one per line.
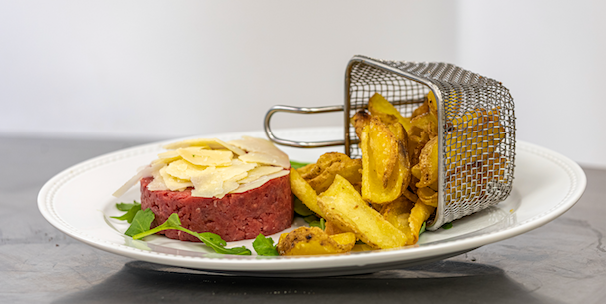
37, 127, 587, 272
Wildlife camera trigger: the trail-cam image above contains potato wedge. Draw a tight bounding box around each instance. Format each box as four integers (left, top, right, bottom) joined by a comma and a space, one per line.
368, 117, 398, 186
417, 186, 438, 207
380, 196, 414, 242
325, 220, 350, 235
402, 188, 419, 203
289, 168, 325, 218
318, 175, 407, 249
351, 243, 375, 252
410, 111, 438, 139
408, 201, 435, 244
277, 227, 355, 256
298, 152, 362, 194
329, 232, 357, 249
411, 102, 429, 118
360, 125, 408, 203
408, 130, 430, 168
351, 110, 372, 139
416, 136, 439, 188
368, 93, 412, 133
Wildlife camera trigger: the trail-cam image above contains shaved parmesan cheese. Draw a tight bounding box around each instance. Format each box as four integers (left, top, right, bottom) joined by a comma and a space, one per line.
147, 169, 169, 191
165, 159, 207, 180
190, 167, 223, 198
159, 166, 193, 191
112, 162, 164, 197
151, 150, 181, 166
231, 170, 290, 194
264, 170, 290, 180
113, 135, 290, 198
237, 166, 283, 184
214, 138, 246, 156
190, 163, 256, 198
164, 138, 246, 156
239, 152, 289, 168
229, 136, 290, 168
178, 147, 233, 166
163, 138, 215, 150
231, 176, 271, 194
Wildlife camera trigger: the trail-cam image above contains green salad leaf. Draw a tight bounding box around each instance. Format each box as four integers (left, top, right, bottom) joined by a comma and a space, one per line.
111, 204, 141, 223
293, 197, 314, 217
441, 222, 453, 229
419, 221, 427, 236
303, 214, 320, 224
309, 218, 326, 230
115, 201, 140, 211
290, 160, 310, 170
124, 208, 155, 237
131, 213, 251, 255
252, 234, 279, 256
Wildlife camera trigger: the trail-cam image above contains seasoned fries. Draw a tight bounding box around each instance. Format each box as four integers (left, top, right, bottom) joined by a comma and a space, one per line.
298, 152, 362, 194
277, 227, 355, 255
318, 175, 407, 249
278, 92, 507, 256
289, 168, 325, 218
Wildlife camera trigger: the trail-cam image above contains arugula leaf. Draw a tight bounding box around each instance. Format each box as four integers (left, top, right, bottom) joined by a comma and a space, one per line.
441, 222, 453, 229
252, 234, 279, 256
132, 213, 251, 255
303, 214, 320, 224
116, 201, 140, 211
111, 205, 141, 223
293, 197, 314, 217
290, 160, 310, 170
125, 208, 155, 237
309, 218, 325, 230
419, 221, 427, 236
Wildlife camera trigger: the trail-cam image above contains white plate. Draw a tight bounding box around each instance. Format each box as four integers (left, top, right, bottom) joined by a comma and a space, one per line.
38, 127, 586, 277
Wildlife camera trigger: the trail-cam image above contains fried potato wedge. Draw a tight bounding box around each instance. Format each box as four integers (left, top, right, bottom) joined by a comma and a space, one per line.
402, 188, 419, 203
381, 200, 414, 245
408, 130, 430, 168
410, 111, 438, 139
408, 201, 435, 244
411, 102, 429, 118
351, 243, 375, 252
325, 220, 350, 235
368, 117, 398, 186
417, 186, 438, 207
329, 232, 357, 249
360, 124, 409, 203
416, 136, 439, 188
289, 168, 325, 218
368, 93, 412, 133
298, 152, 362, 194
277, 227, 355, 256
318, 175, 407, 249
380, 196, 414, 242
351, 110, 372, 139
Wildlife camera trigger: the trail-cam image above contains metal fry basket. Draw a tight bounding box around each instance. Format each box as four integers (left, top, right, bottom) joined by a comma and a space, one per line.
264, 55, 515, 230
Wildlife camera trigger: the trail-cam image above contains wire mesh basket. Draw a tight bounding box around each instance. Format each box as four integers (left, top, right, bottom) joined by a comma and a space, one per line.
265, 55, 515, 230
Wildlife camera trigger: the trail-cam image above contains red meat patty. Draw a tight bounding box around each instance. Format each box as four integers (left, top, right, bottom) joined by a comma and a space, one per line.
140, 174, 293, 242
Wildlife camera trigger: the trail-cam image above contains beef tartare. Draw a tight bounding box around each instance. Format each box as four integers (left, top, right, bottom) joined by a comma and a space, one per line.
140, 174, 292, 242
114, 136, 293, 242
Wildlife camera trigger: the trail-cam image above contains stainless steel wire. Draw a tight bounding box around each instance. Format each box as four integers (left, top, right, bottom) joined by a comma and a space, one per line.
265, 55, 516, 231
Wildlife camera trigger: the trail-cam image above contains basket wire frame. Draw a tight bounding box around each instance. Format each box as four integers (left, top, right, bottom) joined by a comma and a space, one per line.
345, 55, 515, 230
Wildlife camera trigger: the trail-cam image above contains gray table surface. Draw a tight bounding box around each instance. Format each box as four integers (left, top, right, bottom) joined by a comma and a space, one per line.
1, 135, 604, 304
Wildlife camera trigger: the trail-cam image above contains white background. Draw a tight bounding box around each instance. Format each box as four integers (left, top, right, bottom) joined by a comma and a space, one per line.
1, 1, 604, 168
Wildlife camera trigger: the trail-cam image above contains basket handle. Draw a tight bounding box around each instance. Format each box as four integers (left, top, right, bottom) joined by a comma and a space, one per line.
264, 105, 345, 148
